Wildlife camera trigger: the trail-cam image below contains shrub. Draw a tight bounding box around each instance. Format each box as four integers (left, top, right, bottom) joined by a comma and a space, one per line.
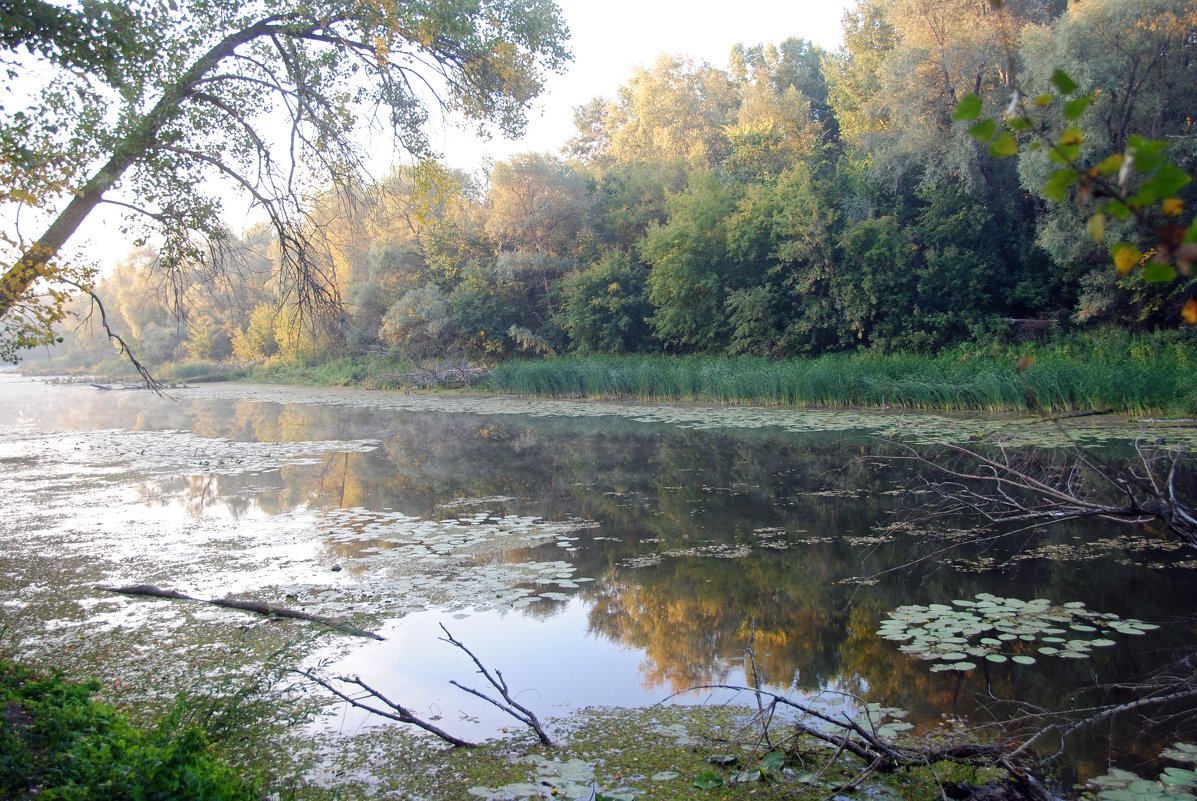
0, 660, 258, 801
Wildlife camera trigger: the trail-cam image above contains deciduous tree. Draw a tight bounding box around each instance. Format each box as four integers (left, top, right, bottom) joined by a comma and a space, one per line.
0, 0, 570, 362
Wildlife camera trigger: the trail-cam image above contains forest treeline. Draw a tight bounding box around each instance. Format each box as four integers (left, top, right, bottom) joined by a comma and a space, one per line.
47, 0, 1197, 372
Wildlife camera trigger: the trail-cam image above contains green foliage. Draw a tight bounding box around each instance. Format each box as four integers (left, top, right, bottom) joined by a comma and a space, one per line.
2, 0, 572, 364
0, 660, 257, 800
557, 251, 653, 354
232, 304, 279, 362
954, 0, 1197, 323
641, 172, 740, 350
38, 0, 1197, 375
1089, 742, 1197, 801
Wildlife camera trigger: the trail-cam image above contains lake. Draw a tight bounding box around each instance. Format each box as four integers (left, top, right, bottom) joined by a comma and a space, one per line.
1, 374, 1193, 786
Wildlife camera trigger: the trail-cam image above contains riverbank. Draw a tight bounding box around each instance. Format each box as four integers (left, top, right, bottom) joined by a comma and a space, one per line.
32, 328, 1197, 416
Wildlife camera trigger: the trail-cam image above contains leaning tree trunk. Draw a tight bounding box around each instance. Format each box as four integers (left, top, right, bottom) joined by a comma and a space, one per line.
0, 15, 312, 322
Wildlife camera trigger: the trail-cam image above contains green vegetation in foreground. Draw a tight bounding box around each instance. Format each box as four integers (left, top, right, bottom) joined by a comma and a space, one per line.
0, 659, 258, 800
484, 330, 1197, 416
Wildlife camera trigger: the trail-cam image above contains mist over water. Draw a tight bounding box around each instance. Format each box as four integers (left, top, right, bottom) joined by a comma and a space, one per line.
1, 375, 1192, 778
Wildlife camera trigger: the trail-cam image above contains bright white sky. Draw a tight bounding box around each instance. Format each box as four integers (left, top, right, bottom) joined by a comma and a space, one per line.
418, 0, 854, 169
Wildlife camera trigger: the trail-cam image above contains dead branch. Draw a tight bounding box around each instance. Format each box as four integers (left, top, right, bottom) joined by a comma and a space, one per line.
295, 669, 475, 748
675, 684, 1055, 801
673, 684, 1010, 771
294, 625, 552, 749
65, 279, 168, 395
99, 584, 383, 640
438, 623, 554, 746
889, 439, 1197, 550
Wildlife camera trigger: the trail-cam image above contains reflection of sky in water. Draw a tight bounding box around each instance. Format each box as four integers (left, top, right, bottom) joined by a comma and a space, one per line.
1, 374, 1195, 769
317, 601, 739, 740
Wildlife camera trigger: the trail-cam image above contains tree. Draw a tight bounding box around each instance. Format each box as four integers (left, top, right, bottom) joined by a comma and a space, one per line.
1015, 0, 1197, 324
557, 250, 653, 354
0, 0, 570, 363
953, 0, 1197, 326
485, 153, 593, 291
825, 0, 1061, 188
567, 55, 739, 170
640, 171, 741, 350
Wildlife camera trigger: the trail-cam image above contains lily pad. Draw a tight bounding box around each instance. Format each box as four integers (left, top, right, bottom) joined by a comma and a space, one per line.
881, 594, 1148, 672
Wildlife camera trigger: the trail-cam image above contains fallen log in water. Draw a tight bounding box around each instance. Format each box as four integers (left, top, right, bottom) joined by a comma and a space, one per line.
98, 584, 385, 640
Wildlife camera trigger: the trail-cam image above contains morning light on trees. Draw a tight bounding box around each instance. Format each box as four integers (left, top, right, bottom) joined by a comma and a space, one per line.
0, 0, 570, 363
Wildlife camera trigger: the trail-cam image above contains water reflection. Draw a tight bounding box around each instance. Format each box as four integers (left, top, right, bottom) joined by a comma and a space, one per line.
1, 376, 1194, 775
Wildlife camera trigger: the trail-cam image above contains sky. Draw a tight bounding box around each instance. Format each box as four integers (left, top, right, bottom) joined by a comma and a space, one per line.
416, 0, 855, 170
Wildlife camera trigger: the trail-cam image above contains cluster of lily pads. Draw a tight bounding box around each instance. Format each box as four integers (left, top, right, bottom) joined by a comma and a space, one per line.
879, 594, 1159, 672
468, 756, 639, 801
1089, 742, 1197, 801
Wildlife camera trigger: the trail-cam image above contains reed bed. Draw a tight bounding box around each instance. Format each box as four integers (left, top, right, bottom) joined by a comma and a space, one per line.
484, 331, 1197, 416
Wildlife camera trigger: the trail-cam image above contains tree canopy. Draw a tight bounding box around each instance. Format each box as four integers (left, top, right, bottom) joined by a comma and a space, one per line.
22, 0, 1197, 373
0, 0, 570, 363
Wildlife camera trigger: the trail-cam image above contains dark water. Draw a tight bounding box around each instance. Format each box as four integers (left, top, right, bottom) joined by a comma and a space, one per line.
1, 375, 1193, 780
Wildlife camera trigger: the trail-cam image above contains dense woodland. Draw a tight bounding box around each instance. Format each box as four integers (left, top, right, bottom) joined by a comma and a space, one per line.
48, 0, 1197, 372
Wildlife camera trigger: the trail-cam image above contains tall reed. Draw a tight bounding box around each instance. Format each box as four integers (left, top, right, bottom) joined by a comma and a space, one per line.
484, 330, 1197, 416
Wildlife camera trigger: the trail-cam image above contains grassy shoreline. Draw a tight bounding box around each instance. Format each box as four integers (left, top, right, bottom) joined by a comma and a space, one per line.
32, 329, 1197, 417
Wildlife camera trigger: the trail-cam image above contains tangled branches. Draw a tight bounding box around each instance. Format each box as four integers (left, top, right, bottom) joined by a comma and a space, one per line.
894, 438, 1197, 550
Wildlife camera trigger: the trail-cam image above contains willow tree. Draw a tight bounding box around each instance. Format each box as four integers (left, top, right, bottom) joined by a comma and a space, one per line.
0, 0, 570, 363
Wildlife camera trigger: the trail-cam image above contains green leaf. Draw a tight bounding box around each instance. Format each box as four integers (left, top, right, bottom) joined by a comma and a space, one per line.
1127, 135, 1171, 173
1106, 199, 1133, 221
1088, 213, 1106, 242
1007, 116, 1033, 131
969, 119, 997, 142
1065, 95, 1092, 120
759, 752, 785, 772
1143, 262, 1178, 284
953, 94, 984, 121
1096, 153, 1125, 176
1043, 169, 1079, 201
1130, 165, 1192, 207
1051, 69, 1078, 94
1011, 655, 1036, 665
693, 772, 724, 790
989, 131, 1018, 158
1096, 790, 1139, 801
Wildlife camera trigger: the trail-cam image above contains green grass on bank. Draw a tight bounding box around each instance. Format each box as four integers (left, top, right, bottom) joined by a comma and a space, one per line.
484, 330, 1197, 416
151, 355, 413, 387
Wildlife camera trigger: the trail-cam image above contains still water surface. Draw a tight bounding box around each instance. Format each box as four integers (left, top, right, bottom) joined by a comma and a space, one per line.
0, 375, 1193, 776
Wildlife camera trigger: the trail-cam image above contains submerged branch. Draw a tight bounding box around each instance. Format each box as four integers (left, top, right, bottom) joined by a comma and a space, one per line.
99, 584, 383, 640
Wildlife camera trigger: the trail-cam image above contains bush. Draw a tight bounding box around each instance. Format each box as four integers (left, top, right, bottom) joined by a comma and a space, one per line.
0, 660, 258, 800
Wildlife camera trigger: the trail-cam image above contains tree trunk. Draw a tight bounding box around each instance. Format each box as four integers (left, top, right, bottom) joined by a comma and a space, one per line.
0, 15, 313, 321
